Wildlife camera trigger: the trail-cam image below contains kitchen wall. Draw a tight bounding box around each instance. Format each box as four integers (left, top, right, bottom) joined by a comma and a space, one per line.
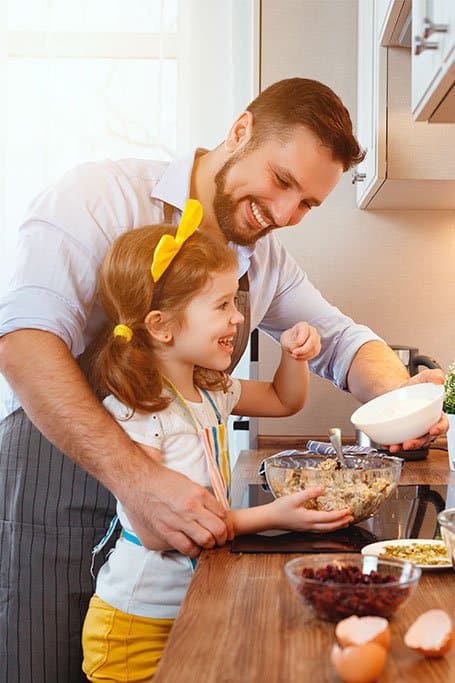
256, 0, 455, 438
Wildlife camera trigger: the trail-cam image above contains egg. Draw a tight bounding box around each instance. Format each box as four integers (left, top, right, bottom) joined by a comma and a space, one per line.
404, 609, 454, 658
335, 615, 391, 651
331, 642, 387, 683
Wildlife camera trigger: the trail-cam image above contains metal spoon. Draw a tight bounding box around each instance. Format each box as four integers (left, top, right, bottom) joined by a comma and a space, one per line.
328, 427, 348, 468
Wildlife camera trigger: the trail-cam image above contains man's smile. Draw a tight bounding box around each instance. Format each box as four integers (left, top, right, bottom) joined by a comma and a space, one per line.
249, 200, 273, 229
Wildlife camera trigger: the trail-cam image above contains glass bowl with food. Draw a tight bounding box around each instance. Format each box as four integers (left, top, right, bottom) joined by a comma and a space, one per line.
264, 451, 403, 524
284, 554, 421, 622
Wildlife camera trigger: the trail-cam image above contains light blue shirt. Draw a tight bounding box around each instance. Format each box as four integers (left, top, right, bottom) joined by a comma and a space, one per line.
0, 152, 382, 418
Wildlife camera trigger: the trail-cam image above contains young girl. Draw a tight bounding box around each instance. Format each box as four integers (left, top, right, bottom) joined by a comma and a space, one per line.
82, 200, 352, 682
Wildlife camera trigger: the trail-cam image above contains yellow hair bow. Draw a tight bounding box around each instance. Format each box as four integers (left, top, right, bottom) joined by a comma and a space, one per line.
151, 199, 203, 282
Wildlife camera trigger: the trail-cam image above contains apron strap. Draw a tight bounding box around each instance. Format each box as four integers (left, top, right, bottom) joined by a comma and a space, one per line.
162, 202, 176, 223
228, 272, 251, 373
90, 513, 119, 577
163, 380, 231, 509
200, 389, 222, 424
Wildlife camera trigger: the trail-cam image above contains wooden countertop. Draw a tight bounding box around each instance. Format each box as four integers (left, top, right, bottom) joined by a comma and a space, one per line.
154, 449, 455, 682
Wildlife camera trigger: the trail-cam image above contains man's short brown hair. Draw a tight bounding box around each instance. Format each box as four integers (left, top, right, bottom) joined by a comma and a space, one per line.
247, 78, 365, 171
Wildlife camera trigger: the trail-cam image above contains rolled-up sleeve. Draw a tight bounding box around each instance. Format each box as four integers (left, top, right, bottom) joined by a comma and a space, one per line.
249, 235, 384, 391
0, 162, 130, 356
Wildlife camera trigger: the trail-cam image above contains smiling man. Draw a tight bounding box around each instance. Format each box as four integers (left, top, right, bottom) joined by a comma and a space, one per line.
207, 122, 341, 245
0, 77, 447, 683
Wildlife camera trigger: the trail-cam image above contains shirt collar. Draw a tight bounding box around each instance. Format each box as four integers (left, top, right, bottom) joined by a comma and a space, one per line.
231, 242, 255, 278
151, 149, 199, 211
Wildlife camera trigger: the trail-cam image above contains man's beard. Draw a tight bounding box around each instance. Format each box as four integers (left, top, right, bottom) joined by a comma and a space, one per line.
213, 154, 271, 247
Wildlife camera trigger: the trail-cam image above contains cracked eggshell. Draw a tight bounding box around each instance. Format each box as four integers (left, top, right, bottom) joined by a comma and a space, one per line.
331, 642, 387, 683
335, 615, 391, 651
404, 609, 453, 658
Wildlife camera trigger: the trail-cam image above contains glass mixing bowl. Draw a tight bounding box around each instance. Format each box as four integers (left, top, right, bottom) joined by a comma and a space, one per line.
264, 451, 403, 523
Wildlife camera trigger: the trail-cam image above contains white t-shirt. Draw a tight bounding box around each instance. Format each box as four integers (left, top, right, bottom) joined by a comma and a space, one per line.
95, 379, 241, 619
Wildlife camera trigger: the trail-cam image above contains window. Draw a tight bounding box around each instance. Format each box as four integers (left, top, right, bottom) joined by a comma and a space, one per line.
0, 0, 258, 412
0, 0, 258, 293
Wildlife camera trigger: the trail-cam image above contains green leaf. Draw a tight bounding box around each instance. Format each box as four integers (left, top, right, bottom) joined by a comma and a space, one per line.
444, 361, 455, 414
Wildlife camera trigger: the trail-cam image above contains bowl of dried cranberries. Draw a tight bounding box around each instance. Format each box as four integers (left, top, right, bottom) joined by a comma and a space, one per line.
284, 554, 421, 622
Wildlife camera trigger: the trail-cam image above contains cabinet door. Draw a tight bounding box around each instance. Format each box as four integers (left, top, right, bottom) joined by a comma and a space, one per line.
355, 0, 387, 207
412, 0, 455, 119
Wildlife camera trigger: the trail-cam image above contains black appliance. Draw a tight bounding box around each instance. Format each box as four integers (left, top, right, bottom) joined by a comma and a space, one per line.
390, 345, 441, 376
231, 483, 449, 554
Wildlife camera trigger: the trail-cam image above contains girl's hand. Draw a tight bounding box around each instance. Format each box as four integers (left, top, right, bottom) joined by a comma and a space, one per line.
270, 487, 354, 533
280, 322, 321, 361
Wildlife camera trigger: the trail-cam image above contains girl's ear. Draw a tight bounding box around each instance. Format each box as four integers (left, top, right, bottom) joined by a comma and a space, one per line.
224, 110, 254, 153
144, 310, 173, 343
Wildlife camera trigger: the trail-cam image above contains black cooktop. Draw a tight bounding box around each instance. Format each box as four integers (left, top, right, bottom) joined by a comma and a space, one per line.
230, 484, 454, 554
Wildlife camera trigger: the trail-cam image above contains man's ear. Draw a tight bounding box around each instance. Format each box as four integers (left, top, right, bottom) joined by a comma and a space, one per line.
144, 310, 173, 343
224, 111, 254, 153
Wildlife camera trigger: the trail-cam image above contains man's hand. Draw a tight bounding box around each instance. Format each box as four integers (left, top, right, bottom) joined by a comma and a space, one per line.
387, 368, 448, 452
123, 462, 234, 558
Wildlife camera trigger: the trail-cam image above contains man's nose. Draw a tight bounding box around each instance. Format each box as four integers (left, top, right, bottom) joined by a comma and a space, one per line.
272, 193, 305, 227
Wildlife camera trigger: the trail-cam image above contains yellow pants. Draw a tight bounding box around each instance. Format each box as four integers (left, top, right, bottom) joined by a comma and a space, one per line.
82, 594, 174, 682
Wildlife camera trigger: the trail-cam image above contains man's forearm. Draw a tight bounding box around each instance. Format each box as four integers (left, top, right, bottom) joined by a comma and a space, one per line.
346, 341, 410, 403
0, 329, 233, 554
0, 329, 155, 502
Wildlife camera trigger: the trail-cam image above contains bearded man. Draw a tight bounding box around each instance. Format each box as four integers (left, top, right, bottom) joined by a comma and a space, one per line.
0, 78, 446, 683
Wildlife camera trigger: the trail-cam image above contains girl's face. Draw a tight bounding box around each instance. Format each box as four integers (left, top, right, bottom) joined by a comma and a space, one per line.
171, 267, 244, 372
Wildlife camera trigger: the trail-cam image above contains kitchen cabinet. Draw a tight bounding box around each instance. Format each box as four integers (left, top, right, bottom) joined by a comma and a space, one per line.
355, 0, 455, 209
412, 0, 455, 122
380, 0, 411, 48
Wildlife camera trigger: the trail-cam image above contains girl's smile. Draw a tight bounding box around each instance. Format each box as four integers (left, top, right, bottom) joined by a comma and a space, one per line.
218, 336, 235, 355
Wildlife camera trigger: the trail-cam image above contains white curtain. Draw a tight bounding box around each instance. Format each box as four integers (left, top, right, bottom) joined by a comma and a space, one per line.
177, 0, 258, 150
0, 0, 258, 415
0, 0, 258, 294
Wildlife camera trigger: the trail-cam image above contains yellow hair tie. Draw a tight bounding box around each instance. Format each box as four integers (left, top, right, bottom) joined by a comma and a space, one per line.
113, 324, 133, 343
151, 198, 203, 282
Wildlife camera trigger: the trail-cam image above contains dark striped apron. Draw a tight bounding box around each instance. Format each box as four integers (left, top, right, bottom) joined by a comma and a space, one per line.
0, 410, 115, 683
0, 225, 250, 682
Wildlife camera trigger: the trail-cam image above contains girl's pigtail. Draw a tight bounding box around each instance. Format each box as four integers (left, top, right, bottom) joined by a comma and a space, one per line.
94, 324, 170, 415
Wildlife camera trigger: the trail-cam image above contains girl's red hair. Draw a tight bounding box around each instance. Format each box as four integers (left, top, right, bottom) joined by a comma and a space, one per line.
94, 225, 238, 414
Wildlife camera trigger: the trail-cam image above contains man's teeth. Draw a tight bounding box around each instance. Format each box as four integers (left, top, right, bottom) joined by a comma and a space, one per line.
250, 201, 271, 229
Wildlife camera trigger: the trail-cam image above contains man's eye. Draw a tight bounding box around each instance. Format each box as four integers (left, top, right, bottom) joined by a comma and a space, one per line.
219, 302, 228, 310
302, 200, 312, 210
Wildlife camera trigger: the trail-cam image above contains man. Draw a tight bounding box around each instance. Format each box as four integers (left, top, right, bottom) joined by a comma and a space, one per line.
0, 78, 446, 682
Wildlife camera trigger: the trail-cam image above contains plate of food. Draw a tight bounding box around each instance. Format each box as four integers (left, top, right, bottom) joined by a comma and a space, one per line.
361, 539, 452, 570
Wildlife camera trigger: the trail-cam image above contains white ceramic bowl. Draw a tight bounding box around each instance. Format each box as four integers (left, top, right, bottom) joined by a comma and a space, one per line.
350, 383, 444, 445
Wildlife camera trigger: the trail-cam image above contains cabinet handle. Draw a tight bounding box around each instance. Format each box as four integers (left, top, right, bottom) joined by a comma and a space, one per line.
423, 17, 448, 39
351, 172, 366, 184
414, 36, 439, 55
